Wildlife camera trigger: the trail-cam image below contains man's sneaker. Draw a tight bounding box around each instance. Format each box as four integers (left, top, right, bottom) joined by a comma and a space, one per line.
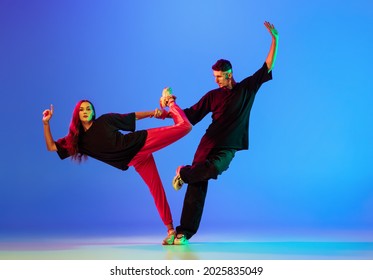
162, 229, 176, 245
174, 233, 189, 245
172, 166, 184, 191
160, 87, 176, 108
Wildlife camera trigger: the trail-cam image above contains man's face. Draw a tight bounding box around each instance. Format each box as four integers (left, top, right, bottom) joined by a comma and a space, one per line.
213, 70, 232, 88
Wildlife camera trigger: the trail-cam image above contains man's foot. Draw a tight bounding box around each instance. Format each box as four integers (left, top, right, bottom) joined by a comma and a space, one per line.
162, 229, 176, 245
173, 233, 189, 245
172, 166, 184, 191
160, 87, 176, 108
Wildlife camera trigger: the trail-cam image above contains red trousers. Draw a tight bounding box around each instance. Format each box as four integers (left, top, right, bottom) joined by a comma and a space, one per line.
128, 103, 192, 226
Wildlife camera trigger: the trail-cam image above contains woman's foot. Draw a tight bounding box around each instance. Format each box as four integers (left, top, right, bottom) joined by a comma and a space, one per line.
162, 229, 176, 245
160, 87, 176, 108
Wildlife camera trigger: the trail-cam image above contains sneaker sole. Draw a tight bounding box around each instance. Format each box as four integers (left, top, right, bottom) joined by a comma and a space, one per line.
174, 239, 189, 245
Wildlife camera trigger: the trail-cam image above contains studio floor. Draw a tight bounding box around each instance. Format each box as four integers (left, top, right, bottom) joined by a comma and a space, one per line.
1, 235, 373, 260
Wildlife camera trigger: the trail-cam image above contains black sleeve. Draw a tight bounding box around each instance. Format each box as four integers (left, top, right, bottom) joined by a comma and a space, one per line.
183, 92, 212, 126
55, 137, 71, 160
104, 113, 136, 132
240, 62, 273, 94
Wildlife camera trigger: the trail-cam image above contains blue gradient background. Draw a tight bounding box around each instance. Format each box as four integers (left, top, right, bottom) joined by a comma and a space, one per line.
0, 0, 372, 241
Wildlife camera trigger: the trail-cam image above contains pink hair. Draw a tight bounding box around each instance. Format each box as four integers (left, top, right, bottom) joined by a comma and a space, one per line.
63, 100, 96, 162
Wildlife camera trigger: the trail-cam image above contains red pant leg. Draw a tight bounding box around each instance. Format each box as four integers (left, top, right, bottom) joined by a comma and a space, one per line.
128, 102, 191, 226
130, 153, 173, 226
134, 102, 192, 156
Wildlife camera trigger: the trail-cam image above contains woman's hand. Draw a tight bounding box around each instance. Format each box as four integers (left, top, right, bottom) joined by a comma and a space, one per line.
42, 104, 54, 124
154, 108, 169, 119
42, 104, 57, 151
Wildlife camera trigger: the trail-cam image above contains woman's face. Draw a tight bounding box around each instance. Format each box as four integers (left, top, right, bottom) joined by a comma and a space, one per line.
79, 101, 95, 122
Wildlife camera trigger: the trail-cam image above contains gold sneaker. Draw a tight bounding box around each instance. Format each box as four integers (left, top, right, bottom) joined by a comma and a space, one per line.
159, 87, 176, 108
162, 229, 176, 245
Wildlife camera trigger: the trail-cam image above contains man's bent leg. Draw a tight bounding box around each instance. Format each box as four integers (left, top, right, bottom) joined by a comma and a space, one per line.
180, 149, 236, 184
176, 149, 236, 240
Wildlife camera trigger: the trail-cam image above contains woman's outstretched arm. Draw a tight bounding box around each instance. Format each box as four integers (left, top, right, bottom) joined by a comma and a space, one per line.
135, 108, 168, 120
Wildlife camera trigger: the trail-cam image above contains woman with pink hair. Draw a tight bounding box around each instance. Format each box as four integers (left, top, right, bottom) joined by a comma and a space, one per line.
42, 88, 191, 245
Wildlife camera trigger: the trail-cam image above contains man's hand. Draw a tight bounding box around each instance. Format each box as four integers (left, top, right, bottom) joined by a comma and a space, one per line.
264, 21, 279, 72
264, 21, 279, 40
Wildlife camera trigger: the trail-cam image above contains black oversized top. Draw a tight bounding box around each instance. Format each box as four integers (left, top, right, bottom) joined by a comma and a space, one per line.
55, 112, 147, 170
184, 63, 272, 150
